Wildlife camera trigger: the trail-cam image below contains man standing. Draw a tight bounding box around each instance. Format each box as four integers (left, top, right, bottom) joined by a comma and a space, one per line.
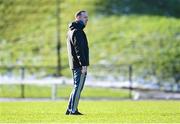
66, 10, 89, 115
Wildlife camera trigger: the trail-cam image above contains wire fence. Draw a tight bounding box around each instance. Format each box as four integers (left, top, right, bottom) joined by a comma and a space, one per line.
0, 64, 180, 100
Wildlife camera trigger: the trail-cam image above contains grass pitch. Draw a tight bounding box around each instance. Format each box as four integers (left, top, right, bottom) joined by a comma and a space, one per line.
0, 100, 180, 123
0, 84, 129, 98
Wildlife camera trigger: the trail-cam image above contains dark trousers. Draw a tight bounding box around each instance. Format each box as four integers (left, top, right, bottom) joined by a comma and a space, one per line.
67, 68, 86, 113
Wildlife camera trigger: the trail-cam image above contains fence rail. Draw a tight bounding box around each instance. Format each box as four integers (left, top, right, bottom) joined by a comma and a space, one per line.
0, 65, 179, 100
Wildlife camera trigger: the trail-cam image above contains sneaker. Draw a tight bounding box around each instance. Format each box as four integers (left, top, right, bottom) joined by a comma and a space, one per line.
65, 110, 70, 115
69, 111, 83, 115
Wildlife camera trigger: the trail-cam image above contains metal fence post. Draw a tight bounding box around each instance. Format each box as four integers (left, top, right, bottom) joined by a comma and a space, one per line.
21, 66, 25, 98
129, 65, 133, 98
51, 84, 57, 100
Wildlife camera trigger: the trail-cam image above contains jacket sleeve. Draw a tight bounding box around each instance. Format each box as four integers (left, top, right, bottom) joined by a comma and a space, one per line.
73, 30, 87, 66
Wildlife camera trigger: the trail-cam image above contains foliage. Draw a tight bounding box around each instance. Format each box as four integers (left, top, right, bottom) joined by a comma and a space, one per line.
0, 0, 180, 82
95, 0, 180, 18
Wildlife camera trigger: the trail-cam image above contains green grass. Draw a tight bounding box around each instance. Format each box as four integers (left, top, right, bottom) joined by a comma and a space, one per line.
0, 101, 180, 123
0, 84, 130, 98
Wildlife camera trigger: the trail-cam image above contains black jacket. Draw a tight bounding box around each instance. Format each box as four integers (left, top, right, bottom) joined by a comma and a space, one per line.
67, 21, 89, 69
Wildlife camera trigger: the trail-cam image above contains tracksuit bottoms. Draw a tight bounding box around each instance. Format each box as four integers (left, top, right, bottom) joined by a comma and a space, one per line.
67, 67, 86, 113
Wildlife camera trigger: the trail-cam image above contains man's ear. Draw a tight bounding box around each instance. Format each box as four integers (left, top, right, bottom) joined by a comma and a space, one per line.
76, 15, 80, 20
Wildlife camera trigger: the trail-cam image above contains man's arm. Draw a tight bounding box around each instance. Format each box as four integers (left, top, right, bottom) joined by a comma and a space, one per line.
73, 30, 87, 66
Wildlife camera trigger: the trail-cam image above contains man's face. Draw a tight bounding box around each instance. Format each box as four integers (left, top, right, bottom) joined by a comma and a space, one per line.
77, 12, 88, 26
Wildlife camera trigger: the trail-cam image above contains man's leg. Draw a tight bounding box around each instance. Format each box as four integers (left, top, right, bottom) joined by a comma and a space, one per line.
73, 73, 86, 112
66, 68, 86, 114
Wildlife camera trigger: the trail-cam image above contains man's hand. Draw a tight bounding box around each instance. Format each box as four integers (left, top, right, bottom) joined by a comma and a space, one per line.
81, 66, 87, 74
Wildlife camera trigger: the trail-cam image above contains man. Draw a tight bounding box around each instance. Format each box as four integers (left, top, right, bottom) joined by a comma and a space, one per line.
66, 10, 89, 115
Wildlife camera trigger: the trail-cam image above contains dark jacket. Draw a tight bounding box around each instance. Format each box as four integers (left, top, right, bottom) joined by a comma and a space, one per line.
67, 21, 89, 69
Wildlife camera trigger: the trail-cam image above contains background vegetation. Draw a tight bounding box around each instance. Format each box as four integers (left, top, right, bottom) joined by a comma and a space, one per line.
0, 0, 180, 83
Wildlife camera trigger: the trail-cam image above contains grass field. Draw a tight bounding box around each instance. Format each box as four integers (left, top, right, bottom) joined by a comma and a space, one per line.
0, 100, 180, 123
0, 84, 130, 99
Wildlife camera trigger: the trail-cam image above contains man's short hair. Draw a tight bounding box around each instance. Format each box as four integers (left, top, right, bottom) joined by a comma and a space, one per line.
75, 10, 86, 18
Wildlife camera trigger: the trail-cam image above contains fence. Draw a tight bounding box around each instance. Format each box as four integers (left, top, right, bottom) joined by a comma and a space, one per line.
0, 64, 179, 100
0, 65, 60, 99
0, 65, 134, 99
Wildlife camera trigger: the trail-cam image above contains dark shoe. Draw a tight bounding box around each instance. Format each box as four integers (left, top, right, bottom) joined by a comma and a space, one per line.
65, 110, 70, 115
69, 111, 83, 115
